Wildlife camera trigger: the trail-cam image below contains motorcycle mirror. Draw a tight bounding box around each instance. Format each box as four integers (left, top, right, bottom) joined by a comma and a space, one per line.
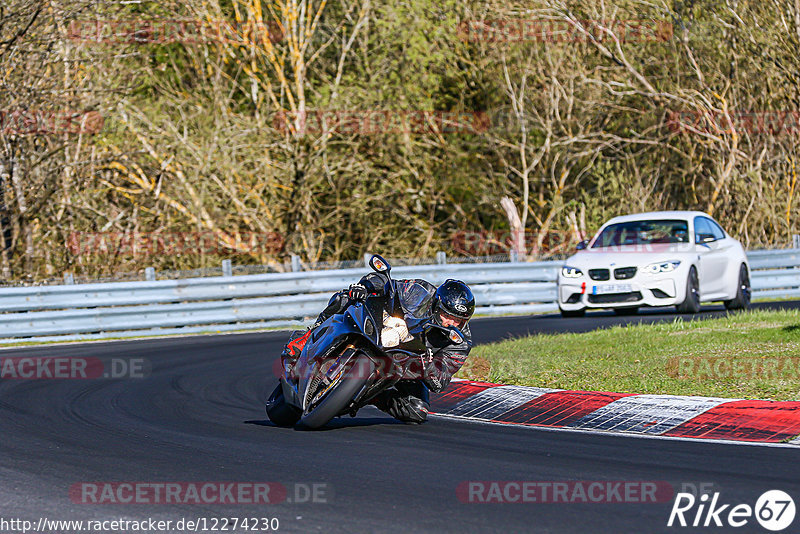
424, 323, 465, 346
447, 327, 464, 345
369, 254, 391, 274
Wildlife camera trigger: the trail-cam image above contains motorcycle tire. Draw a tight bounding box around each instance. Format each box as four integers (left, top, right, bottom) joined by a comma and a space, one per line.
299, 354, 375, 429
265, 383, 301, 427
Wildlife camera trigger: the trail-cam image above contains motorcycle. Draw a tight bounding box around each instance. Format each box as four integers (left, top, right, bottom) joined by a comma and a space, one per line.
265, 254, 466, 429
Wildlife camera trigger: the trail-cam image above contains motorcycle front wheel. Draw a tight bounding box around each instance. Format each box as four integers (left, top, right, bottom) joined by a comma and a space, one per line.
299, 354, 375, 429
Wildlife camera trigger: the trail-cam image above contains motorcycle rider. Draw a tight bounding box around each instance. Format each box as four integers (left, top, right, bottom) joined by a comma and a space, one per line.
280, 273, 475, 424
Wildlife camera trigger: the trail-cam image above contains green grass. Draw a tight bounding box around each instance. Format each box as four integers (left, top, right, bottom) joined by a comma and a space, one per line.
458, 309, 800, 401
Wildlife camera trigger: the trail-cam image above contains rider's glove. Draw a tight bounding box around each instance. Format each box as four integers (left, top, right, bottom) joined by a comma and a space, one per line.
423, 374, 443, 393
418, 349, 443, 392
348, 283, 368, 302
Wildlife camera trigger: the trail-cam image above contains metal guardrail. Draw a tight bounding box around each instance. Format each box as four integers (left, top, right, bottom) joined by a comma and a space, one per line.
0, 250, 798, 342
744, 249, 800, 299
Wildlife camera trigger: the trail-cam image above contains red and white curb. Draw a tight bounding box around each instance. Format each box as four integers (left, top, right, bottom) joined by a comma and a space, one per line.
430, 380, 800, 444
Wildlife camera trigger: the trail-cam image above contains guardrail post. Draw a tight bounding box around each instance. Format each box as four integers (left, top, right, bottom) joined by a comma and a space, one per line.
145, 267, 156, 281
291, 254, 301, 272
793, 234, 800, 249
436, 251, 447, 265
63, 272, 74, 285
364, 252, 371, 267
509, 250, 519, 263
221, 259, 232, 277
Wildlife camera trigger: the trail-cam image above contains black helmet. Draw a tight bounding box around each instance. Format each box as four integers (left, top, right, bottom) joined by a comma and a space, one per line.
432, 279, 475, 329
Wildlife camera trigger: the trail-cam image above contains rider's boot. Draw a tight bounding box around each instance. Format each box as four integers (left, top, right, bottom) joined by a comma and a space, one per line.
370, 380, 430, 424
281, 329, 312, 378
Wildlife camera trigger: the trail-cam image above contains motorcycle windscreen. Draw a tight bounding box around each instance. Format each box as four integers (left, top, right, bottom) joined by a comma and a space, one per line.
396, 280, 435, 319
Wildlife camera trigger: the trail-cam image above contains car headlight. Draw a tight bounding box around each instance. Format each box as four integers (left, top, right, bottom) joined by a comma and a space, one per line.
642, 260, 681, 274
561, 266, 583, 278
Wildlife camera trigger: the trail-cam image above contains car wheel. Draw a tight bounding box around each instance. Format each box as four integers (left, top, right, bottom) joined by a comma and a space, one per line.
724, 264, 751, 310
676, 266, 701, 314
559, 307, 586, 318
613, 307, 639, 316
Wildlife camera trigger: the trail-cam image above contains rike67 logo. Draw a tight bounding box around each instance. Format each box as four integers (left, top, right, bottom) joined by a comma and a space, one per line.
668, 490, 795, 531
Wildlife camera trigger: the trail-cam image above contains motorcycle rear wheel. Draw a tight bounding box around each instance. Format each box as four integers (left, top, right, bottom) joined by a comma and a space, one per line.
265, 383, 301, 427
299, 354, 375, 429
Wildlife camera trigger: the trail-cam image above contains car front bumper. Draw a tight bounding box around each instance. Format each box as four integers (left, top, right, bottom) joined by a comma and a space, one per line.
558, 273, 684, 310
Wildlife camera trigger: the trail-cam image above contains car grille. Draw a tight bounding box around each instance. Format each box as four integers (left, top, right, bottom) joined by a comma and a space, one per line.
588, 292, 643, 304
614, 267, 637, 280
588, 269, 610, 281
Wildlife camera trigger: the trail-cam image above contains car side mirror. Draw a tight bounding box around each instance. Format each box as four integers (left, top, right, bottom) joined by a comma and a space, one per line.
576, 240, 589, 251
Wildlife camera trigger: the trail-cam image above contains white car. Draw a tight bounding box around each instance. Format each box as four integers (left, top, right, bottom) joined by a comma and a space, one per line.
557, 211, 751, 317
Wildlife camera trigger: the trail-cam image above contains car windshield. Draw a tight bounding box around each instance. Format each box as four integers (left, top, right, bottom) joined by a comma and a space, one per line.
396, 280, 435, 318
591, 219, 689, 248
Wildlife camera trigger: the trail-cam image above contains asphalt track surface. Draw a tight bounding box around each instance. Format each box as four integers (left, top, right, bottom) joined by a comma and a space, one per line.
2, 301, 800, 533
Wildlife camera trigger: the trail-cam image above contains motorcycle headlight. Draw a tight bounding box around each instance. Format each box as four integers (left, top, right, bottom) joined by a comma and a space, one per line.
561, 266, 583, 278
642, 260, 681, 274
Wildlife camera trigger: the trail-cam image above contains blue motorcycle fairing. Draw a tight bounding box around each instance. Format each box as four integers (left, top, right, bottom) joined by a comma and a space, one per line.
284, 284, 456, 414
292, 300, 384, 411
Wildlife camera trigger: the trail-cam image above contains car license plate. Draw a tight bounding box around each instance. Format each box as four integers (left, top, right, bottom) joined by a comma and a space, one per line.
592, 284, 633, 294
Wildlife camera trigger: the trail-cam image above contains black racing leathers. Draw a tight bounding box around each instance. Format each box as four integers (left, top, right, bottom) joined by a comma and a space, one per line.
311, 272, 473, 423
